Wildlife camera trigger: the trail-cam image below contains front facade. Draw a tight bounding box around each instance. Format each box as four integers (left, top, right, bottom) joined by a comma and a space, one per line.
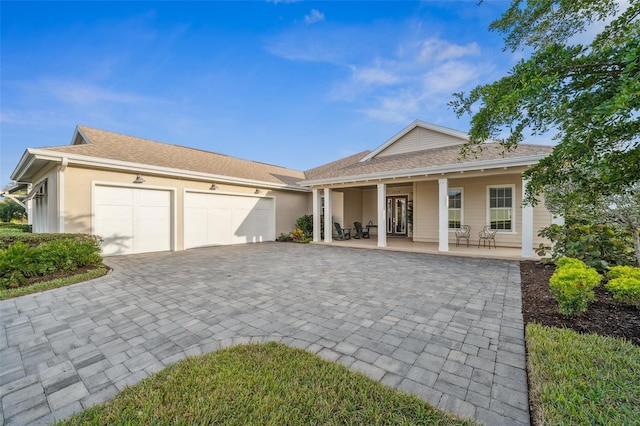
8, 126, 310, 256
6, 120, 556, 258
301, 120, 557, 258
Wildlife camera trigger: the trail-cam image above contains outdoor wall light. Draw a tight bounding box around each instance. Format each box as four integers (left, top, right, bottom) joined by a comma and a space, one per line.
255, 188, 261, 194
210, 183, 218, 190
133, 174, 145, 184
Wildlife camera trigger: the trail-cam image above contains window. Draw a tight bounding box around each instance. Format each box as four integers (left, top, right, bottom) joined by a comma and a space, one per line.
448, 188, 463, 229
488, 186, 514, 231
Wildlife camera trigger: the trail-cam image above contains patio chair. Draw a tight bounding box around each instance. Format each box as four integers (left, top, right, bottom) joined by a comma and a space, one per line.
455, 225, 471, 247
478, 225, 497, 249
353, 221, 370, 239
334, 222, 351, 240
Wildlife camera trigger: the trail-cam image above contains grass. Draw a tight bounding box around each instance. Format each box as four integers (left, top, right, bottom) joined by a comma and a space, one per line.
0, 267, 108, 300
526, 324, 640, 425
58, 342, 476, 425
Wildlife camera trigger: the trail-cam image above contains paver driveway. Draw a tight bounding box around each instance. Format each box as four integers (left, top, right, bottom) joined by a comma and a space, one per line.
1, 243, 529, 425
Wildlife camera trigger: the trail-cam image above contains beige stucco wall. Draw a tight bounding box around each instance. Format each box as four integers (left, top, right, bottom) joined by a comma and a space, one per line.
62, 166, 309, 251
413, 173, 551, 248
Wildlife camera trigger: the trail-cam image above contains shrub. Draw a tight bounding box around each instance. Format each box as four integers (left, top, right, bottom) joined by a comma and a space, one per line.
276, 233, 292, 242
0, 235, 102, 289
0, 233, 101, 250
538, 223, 635, 271
295, 215, 313, 238
290, 228, 306, 242
607, 265, 640, 280
0, 223, 32, 233
606, 277, 640, 308
549, 258, 602, 315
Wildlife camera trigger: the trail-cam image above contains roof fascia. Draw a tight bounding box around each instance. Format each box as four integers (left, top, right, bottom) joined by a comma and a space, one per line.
21, 149, 310, 192
300, 154, 547, 187
360, 120, 473, 162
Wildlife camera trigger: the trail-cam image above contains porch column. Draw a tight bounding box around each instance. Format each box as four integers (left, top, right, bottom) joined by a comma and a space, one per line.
521, 177, 534, 258
323, 188, 332, 243
438, 178, 449, 252
312, 188, 321, 242
377, 183, 387, 247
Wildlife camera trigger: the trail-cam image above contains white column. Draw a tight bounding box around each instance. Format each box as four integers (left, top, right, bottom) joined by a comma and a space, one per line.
323, 188, 332, 243
377, 183, 387, 247
438, 178, 449, 252
312, 188, 321, 242
521, 177, 534, 258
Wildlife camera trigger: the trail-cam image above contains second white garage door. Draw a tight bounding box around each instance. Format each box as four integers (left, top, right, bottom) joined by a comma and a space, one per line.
184, 192, 275, 249
94, 186, 172, 256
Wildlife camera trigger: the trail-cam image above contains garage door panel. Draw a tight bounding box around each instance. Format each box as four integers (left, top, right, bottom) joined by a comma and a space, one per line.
185, 207, 208, 248
184, 192, 274, 249
95, 186, 171, 256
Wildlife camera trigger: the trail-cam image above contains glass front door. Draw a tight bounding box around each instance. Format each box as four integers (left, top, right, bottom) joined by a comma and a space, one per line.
386, 196, 407, 235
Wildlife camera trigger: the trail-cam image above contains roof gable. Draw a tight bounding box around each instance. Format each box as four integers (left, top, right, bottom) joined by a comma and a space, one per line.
362, 120, 469, 161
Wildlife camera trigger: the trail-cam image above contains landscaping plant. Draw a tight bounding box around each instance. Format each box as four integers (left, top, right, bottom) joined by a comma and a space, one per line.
606, 265, 640, 308
549, 257, 601, 315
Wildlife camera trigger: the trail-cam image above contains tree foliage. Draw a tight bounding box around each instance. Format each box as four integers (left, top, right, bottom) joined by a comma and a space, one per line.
450, 0, 640, 206
0, 199, 26, 223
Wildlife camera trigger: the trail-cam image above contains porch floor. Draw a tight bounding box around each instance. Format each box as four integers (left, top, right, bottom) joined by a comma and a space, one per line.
316, 236, 539, 261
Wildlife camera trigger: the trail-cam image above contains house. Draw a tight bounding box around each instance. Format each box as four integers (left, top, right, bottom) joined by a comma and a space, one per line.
6, 120, 557, 257
7, 126, 310, 256
300, 120, 557, 258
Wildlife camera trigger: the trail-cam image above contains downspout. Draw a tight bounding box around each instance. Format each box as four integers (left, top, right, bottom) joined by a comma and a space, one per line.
58, 157, 68, 232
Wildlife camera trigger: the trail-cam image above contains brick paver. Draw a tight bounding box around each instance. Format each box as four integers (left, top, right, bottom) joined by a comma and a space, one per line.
0, 243, 529, 425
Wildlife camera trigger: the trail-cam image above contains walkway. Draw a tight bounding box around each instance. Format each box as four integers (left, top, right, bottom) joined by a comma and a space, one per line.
1, 243, 529, 425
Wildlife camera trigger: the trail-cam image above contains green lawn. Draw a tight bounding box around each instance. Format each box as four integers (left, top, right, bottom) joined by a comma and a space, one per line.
58, 342, 476, 425
526, 324, 640, 425
0, 267, 108, 300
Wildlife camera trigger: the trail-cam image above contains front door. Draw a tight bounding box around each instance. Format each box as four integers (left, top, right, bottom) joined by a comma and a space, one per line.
386, 196, 408, 236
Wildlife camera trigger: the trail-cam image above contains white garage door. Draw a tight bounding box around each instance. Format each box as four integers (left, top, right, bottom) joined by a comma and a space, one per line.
95, 186, 172, 256
184, 192, 275, 249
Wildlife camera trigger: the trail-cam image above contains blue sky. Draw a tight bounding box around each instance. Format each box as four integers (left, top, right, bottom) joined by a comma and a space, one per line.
1, 1, 532, 187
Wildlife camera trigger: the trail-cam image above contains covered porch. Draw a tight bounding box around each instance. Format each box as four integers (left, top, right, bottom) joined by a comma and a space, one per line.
314, 236, 538, 261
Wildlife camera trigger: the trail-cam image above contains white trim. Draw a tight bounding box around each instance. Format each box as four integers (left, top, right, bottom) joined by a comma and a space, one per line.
57, 157, 68, 233
13, 148, 309, 193
361, 120, 478, 162
312, 188, 321, 242
447, 187, 464, 231
24, 179, 47, 202
438, 178, 449, 252
91, 181, 178, 252
301, 154, 547, 186
486, 184, 517, 233
377, 184, 387, 247
521, 178, 534, 258
323, 188, 332, 243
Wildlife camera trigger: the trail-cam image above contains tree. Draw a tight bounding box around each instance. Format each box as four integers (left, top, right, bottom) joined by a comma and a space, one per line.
450, 0, 640, 207
0, 199, 26, 223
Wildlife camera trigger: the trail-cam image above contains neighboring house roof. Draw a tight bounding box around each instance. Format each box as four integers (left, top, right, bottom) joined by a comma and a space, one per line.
11, 126, 307, 189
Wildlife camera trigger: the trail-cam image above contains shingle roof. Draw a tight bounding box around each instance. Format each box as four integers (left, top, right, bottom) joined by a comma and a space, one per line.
301, 143, 554, 182
45, 126, 306, 187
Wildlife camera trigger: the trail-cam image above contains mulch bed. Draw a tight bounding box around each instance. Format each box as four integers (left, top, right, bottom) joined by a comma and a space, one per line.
520, 260, 640, 346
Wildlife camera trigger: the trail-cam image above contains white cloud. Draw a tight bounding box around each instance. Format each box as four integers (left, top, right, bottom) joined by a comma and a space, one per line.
351, 66, 399, 85
304, 9, 325, 25
418, 37, 480, 63
17, 79, 156, 107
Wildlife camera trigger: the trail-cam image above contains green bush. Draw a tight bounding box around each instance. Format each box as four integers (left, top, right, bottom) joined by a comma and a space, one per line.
606, 277, 640, 308
295, 215, 313, 237
0, 223, 32, 233
605, 265, 640, 307
0, 235, 102, 289
538, 223, 635, 271
0, 233, 101, 250
549, 258, 602, 315
607, 265, 640, 280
